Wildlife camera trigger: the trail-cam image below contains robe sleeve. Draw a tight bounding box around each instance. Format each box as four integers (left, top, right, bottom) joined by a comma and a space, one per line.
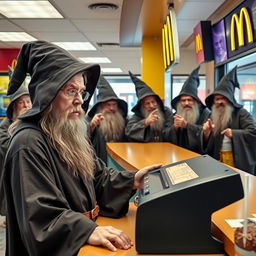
0, 118, 11, 215
231, 109, 256, 173
6, 145, 97, 256
186, 123, 204, 153
93, 158, 135, 218
0, 118, 11, 152
125, 114, 149, 142
200, 129, 217, 156
162, 107, 176, 143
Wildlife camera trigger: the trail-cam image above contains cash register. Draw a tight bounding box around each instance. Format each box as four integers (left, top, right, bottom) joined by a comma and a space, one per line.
135, 154, 244, 254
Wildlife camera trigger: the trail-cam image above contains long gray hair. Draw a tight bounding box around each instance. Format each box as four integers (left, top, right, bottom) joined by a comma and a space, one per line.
40, 104, 95, 180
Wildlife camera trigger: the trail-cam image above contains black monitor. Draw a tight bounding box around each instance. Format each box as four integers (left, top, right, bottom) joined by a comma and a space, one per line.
136, 154, 244, 254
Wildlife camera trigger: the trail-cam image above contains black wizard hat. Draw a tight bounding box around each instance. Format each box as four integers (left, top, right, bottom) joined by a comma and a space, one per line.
205, 66, 242, 109
129, 71, 164, 114
87, 75, 128, 118
7, 40, 100, 120
6, 66, 30, 120
171, 66, 205, 109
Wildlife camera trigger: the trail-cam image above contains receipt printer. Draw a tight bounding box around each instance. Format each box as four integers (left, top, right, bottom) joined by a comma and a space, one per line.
135, 155, 244, 254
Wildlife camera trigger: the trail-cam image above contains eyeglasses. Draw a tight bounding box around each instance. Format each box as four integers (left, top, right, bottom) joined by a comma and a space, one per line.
61, 88, 90, 101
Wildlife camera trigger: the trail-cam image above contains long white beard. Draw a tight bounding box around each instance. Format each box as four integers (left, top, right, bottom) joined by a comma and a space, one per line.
98, 109, 125, 142
211, 103, 233, 135
176, 101, 200, 124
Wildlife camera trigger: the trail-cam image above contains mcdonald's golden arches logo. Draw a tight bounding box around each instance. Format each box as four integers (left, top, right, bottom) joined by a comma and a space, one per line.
162, 15, 175, 69
11, 59, 17, 69
195, 34, 203, 54
230, 7, 253, 51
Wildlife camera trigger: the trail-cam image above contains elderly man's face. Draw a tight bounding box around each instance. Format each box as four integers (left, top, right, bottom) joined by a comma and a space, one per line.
214, 36, 225, 57
213, 94, 229, 108
179, 95, 195, 110
14, 94, 32, 116
101, 100, 118, 114
142, 96, 158, 112
52, 73, 85, 120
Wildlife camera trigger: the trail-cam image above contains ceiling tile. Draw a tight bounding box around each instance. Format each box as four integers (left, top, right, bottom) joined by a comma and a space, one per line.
10, 19, 78, 32
31, 31, 88, 41
52, 0, 123, 19
73, 19, 119, 32
0, 20, 22, 31
177, 19, 201, 32
177, 2, 225, 20
84, 32, 119, 43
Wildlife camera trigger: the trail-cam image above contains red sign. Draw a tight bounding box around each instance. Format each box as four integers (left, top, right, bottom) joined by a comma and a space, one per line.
241, 84, 256, 100
0, 49, 20, 71
194, 23, 204, 64
193, 21, 214, 64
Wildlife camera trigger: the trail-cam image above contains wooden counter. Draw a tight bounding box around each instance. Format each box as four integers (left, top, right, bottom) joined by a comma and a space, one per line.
107, 142, 200, 170
78, 142, 255, 256
211, 171, 256, 255
78, 203, 224, 256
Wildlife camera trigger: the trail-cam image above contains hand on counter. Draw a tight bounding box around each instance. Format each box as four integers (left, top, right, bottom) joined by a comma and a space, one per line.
87, 225, 133, 251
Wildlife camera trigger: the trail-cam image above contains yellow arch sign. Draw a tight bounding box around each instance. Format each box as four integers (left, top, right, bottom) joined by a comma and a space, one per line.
230, 7, 253, 51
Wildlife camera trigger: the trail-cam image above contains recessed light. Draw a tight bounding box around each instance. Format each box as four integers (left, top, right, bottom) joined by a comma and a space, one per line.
101, 68, 123, 73
0, 1, 63, 18
79, 57, 111, 63
0, 32, 37, 41
52, 42, 96, 51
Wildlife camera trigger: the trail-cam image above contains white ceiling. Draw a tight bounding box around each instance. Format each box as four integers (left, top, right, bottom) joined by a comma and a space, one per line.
176, 0, 225, 45
0, 0, 227, 74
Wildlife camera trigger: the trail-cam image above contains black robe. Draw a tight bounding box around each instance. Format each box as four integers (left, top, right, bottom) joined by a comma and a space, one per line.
3, 121, 135, 256
202, 108, 256, 175
0, 118, 12, 215
125, 106, 175, 142
169, 107, 211, 153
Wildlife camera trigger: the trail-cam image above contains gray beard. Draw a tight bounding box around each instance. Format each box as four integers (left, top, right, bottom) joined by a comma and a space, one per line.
40, 106, 95, 180
142, 107, 164, 132
211, 103, 233, 134
176, 101, 200, 124
98, 109, 125, 142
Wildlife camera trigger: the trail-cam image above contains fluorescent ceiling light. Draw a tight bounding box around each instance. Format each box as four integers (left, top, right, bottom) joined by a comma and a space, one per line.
53, 42, 96, 51
79, 57, 111, 63
0, 32, 37, 41
101, 68, 123, 73
0, 1, 63, 18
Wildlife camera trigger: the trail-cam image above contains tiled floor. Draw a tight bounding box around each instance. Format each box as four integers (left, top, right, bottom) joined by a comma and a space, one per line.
0, 216, 6, 256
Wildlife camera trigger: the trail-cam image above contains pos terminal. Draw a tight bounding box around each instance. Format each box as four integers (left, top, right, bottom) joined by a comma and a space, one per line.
135, 154, 244, 254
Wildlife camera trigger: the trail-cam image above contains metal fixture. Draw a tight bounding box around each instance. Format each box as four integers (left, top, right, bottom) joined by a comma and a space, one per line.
88, 3, 119, 11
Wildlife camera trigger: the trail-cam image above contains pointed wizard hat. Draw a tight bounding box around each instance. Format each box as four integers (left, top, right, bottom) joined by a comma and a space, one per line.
87, 75, 128, 118
7, 40, 100, 120
205, 66, 242, 109
129, 71, 164, 114
171, 66, 205, 109
6, 66, 30, 120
